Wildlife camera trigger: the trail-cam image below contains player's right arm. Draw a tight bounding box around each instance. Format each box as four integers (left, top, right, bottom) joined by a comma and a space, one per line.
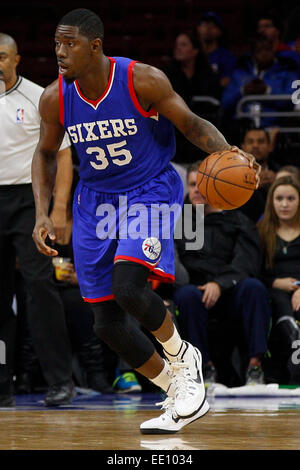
31, 80, 66, 256
133, 63, 260, 184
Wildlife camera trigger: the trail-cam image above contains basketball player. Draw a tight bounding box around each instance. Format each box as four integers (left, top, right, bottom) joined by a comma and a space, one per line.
31, 9, 260, 433
0, 33, 75, 406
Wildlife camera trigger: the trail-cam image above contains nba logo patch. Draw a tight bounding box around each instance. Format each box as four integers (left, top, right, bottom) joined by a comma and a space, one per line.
16, 108, 24, 124
142, 237, 161, 261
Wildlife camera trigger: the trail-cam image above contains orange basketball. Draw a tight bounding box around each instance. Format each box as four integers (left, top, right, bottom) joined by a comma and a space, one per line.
196, 150, 256, 210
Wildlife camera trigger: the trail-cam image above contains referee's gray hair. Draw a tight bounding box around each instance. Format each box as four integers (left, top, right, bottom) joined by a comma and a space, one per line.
0, 33, 18, 54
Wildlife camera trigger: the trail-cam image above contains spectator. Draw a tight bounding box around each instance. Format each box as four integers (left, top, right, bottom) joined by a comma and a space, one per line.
276, 165, 300, 183
239, 127, 280, 223
256, 11, 300, 73
285, 6, 300, 63
257, 176, 300, 383
196, 11, 237, 89
0, 32, 74, 406
222, 34, 299, 128
174, 161, 272, 386
165, 30, 221, 164
165, 30, 221, 106
257, 12, 290, 53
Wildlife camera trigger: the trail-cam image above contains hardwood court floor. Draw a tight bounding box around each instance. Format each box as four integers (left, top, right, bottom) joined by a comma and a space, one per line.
1, 392, 300, 450
1, 409, 300, 450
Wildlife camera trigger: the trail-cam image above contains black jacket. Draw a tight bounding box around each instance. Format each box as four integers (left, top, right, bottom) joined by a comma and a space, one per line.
175, 199, 261, 292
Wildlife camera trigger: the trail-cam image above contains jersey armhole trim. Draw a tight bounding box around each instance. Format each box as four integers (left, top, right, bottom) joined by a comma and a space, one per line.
128, 60, 158, 118
58, 74, 64, 127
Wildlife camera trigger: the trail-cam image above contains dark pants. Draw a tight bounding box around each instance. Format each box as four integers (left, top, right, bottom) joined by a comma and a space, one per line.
269, 288, 300, 323
174, 278, 272, 367
0, 184, 72, 393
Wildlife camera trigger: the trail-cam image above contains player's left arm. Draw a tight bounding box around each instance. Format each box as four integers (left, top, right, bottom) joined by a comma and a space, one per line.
50, 145, 73, 244
133, 63, 260, 179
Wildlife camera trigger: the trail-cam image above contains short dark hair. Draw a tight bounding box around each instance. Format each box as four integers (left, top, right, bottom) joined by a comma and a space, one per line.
257, 11, 284, 33
187, 160, 203, 180
58, 8, 104, 40
242, 127, 270, 143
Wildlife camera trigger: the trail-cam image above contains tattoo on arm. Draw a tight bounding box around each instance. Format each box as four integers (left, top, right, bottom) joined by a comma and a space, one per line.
184, 115, 231, 154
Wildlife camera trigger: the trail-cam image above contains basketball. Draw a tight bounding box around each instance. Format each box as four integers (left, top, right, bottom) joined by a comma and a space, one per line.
196, 150, 257, 210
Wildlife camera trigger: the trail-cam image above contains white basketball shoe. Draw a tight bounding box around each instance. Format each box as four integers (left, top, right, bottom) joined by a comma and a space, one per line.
140, 396, 209, 434
165, 341, 206, 417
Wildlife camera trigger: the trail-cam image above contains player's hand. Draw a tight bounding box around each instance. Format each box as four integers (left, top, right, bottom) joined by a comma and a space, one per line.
32, 215, 58, 257
229, 146, 261, 189
49, 206, 67, 245
197, 282, 221, 309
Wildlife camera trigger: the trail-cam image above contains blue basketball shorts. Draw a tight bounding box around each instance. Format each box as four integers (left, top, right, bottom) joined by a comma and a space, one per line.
72, 164, 184, 302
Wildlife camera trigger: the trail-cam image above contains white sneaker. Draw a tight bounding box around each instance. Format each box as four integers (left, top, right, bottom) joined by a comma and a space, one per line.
166, 341, 206, 417
140, 396, 209, 434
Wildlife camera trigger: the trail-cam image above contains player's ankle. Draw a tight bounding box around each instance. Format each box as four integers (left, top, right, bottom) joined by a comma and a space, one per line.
157, 326, 183, 362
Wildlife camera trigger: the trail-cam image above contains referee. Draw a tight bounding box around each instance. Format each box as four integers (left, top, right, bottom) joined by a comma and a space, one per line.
0, 33, 74, 406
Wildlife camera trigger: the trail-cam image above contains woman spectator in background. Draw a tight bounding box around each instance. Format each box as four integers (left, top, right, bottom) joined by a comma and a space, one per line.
164, 30, 221, 164
258, 176, 300, 384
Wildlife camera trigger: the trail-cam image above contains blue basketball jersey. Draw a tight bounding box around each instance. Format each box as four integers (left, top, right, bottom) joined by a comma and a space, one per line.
59, 57, 176, 192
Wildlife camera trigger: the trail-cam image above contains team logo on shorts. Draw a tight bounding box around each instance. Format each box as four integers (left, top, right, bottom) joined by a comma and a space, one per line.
142, 237, 161, 261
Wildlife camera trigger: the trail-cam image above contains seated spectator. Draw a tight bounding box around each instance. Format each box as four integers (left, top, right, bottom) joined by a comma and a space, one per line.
165, 30, 221, 164
174, 162, 272, 386
285, 6, 300, 64
165, 30, 221, 105
256, 11, 300, 73
196, 11, 237, 89
276, 165, 300, 183
257, 176, 300, 384
239, 127, 280, 223
222, 34, 299, 128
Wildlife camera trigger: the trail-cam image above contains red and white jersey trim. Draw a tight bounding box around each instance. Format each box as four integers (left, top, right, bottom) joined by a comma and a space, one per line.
73, 58, 116, 110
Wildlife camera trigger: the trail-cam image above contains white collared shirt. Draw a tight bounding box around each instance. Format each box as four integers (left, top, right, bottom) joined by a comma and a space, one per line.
0, 76, 70, 185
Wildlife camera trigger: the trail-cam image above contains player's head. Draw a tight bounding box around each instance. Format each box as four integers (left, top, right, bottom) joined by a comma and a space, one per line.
55, 9, 104, 82
0, 33, 20, 90
241, 128, 271, 164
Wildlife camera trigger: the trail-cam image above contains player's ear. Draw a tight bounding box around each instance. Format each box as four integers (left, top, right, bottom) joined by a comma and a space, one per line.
91, 38, 102, 53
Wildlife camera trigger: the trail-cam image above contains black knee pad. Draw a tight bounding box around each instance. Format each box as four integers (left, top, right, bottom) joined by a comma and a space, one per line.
91, 300, 155, 369
112, 262, 167, 331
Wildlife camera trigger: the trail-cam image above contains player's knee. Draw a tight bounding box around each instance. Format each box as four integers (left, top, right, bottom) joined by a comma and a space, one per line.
92, 310, 155, 369
112, 280, 166, 331
112, 280, 144, 314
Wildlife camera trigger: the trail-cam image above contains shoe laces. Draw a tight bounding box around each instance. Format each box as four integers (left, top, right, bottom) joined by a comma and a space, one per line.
155, 396, 175, 416
170, 361, 196, 400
